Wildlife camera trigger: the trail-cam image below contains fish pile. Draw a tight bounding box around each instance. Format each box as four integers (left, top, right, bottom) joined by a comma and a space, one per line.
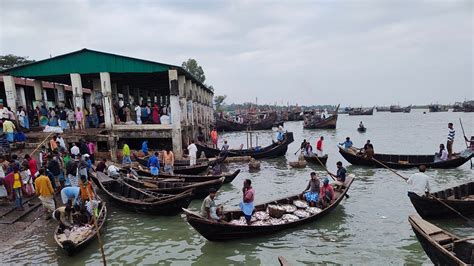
56, 224, 93, 244
228, 199, 323, 226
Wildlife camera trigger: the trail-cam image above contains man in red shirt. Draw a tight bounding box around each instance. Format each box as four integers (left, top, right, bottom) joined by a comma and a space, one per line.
24, 154, 38, 178
316, 136, 324, 157
318, 178, 334, 209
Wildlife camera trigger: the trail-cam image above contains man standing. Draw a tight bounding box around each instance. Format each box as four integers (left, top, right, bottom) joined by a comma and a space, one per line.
188, 140, 198, 166
163, 148, 174, 174
67, 108, 75, 130
239, 179, 255, 225
447, 122, 455, 158
316, 136, 324, 157
24, 154, 38, 178
87, 141, 96, 164
47, 155, 61, 190
147, 152, 160, 177
407, 165, 430, 196
200, 188, 221, 221
300, 139, 308, 154
122, 143, 131, 164
142, 140, 149, 156
58, 108, 68, 130
211, 128, 218, 149
2, 118, 15, 143
35, 169, 55, 219
134, 104, 142, 125
70, 143, 80, 157
220, 140, 229, 157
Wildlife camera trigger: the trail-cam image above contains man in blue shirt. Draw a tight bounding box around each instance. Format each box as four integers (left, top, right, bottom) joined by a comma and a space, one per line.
147, 152, 160, 177
61, 186, 80, 206
142, 140, 149, 156
339, 137, 353, 150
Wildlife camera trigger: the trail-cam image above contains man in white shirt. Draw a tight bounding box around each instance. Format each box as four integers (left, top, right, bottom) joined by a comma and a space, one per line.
134, 105, 142, 125
407, 165, 430, 196
70, 143, 80, 156
107, 164, 121, 177
187, 139, 198, 166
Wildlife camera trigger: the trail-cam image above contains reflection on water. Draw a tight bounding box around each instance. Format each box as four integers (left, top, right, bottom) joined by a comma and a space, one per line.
1, 110, 473, 264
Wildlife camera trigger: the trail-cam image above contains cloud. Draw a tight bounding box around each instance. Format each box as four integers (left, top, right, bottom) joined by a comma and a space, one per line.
0, 0, 472, 106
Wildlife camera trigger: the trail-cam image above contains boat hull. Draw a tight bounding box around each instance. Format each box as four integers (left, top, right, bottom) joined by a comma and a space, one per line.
215, 112, 277, 132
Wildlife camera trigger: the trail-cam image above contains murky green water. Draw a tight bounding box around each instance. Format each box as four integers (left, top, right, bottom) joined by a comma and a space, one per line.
2, 110, 473, 265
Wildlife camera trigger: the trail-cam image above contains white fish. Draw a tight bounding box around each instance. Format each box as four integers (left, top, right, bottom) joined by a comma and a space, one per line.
294, 210, 310, 218
281, 204, 297, 213
293, 200, 309, 209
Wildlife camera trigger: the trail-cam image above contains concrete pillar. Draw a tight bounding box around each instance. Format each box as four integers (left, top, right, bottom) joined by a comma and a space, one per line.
55, 84, 66, 104
100, 72, 114, 129
3, 75, 17, 112
70, 73, 84, 111
111, 83, 118, 102
169, 69, 182, 158
33, 80, 43, 101
92, 79, 102, 106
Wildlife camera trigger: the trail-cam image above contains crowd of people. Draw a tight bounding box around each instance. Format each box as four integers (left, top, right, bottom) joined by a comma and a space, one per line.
114, 99, 171, 125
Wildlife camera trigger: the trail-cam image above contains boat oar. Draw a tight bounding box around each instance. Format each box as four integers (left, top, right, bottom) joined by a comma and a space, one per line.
29, 132, 54, 157
428, 195, 474, 227
459, 118, 473, 169
371, 158, 408, 181
86, 190, 107, 266
293, 148, 301, 155
314, 155, 349, 199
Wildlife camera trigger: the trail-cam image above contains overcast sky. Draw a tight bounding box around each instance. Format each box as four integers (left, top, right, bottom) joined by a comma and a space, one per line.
0, 0, 472, 106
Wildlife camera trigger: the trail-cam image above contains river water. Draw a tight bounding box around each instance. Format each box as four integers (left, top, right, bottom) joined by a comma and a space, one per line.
2, 109, 473, 265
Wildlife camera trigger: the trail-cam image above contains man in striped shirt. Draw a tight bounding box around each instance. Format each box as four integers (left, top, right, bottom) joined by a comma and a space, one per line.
447, 123, 455, 158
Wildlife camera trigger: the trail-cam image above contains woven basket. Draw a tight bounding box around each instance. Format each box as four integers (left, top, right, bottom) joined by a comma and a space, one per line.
267, 205, 285, 218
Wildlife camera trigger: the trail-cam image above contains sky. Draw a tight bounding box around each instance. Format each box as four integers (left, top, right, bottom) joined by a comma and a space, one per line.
0, 0, 472, 106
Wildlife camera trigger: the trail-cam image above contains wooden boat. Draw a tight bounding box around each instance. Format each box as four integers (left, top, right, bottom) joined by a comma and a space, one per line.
348, 107, 374, 116
171, 164, 209, 175
408, 181, 474, 219
196, 132, 294, 159
390, 105, 411, 113
357, 127, 367, 132
403, 106, 412, 113
303, 154, 328, 165
429, 104, 449, 112
376, 106, 390, 112
54, 197, 107, 255
134, 167, 240, 184
183, 176, 355, 241
125, 177, 225, 199
134, 154, 209, 167
408, 215, 474, 265
338, 146, 474, 169
303, 105, 339, 129
90, 171, 193, 215
215, 112, 277, 132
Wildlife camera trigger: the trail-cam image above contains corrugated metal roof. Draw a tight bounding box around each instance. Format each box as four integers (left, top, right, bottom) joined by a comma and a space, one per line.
0, 49, 212, 93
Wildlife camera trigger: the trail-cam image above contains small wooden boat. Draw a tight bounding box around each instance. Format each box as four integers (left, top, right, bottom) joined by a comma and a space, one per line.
131, 165, 240, 184
376, 106, 390, 112
196, 132, 294, 159
429, 104, 449, 112
390, 105, 410, 113
134, 154, 209, 167
303, 105, 339, 129
357, 126, 367, 132
408, 215, 474, 265
125, 177, 225, 199
408, 181, 474, 219
54, 197, 107, 255
171, 164, 209, 175
90, 171, 193, 215
215, 112, 277, 132
338, 146, 474, 169
348, 107, 374, 116
183, 176, 354, 241
303, 154, 328, 165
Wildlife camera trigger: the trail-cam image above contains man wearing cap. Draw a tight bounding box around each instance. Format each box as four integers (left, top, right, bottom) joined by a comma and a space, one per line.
200, 188, 221, 221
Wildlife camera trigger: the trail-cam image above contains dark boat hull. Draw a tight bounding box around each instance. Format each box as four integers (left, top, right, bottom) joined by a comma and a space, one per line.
408, 182, 474, 219
215, 112, 277, 132
197, 132, 294, 159
90, 172, 193, 215
303, 154, 328, 165
338, 147, 473, 169
408, 215, 471, 265
348, 108, 374, 116
135, 168, 240, 184
173, 164, 209, 175
357, 127, 366, 132
303, 114, 338, 129
184, 176, 354, 241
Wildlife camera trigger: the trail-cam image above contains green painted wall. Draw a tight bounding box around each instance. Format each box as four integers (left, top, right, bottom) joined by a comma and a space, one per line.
7, 50, 170, 77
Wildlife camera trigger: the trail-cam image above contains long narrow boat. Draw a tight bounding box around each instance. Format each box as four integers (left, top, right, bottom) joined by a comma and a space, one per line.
338, 146, 474, 169
54, 197, 107, 255
90, 171, 193, 215
183, 176, 354, 241
196, 132, 294, 159
136, 168, 241, 184
408, 215, 473, 265
125, 177, 225, 199
408, 181, 474, 219
357, 127, 367, 132
303, 105, 339, 129
133, 154, 209, 167
303, 154, 328, 165
172, 164, 209, 175
215, 112, 277, 132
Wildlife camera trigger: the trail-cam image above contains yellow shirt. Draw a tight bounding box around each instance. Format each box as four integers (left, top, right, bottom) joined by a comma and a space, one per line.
34, 175, 54, 197
2, 120, 15, 133
13, 173, 21, 189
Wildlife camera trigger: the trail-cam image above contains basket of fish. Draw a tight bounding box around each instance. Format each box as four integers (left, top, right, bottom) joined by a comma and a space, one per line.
267, 205, 286, 218
293, 200, 309, 209
282, 214, 300, 222
306, 207, 322, 215
253, 211, 270, 221
229, 216, 248, 225
293, 209, 310, 219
